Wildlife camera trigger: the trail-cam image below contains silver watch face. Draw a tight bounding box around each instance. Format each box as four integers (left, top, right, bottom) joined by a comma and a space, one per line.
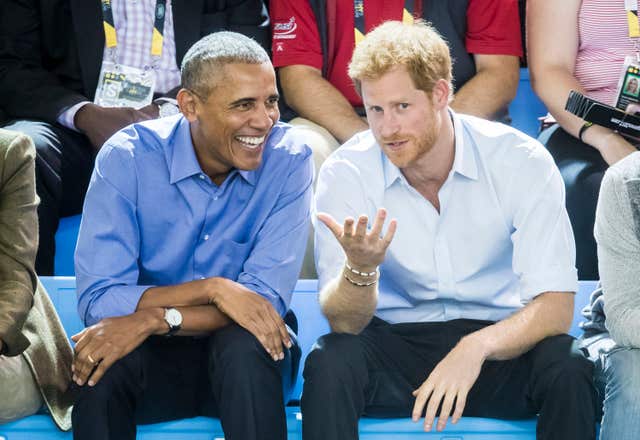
165, 308, 183, 327
159, 102, 180, 118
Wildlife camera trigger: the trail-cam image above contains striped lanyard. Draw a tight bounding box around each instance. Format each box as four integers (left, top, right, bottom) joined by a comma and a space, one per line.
353, 0, 417, 46
101, 0, 167, 62
625, 0, 640, 60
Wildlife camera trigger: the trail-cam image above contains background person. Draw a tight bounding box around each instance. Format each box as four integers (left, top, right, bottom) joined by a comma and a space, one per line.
0, 129, 73, 430
0, 0, 270, 275
528, 0, 638, 280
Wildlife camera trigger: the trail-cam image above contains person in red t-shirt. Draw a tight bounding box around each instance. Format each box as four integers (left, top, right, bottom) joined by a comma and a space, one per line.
271, 0, 521, 147
271, 0, 522, 277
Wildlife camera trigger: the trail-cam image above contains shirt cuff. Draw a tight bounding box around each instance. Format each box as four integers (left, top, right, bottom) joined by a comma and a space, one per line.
57, 101, 92, 131
83, 284, 153, 326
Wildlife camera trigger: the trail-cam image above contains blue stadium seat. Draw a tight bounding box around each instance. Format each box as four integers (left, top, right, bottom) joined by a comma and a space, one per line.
54, 215, 81, 276
0, 277, 598, 439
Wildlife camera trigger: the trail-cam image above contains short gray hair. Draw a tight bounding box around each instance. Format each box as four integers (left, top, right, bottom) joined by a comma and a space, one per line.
181, 31, 270, 99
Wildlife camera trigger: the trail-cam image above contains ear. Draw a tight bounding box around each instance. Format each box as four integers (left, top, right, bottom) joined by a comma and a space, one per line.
431, 79, 451, 110
177, 88, 198, 122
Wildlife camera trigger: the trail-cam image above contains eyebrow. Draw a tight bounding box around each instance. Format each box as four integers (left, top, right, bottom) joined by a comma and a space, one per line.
229, 94, 280, 106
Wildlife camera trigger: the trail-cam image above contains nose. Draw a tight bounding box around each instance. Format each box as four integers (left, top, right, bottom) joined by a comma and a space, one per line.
251, 104, 277, 130
378, 112, 400, 139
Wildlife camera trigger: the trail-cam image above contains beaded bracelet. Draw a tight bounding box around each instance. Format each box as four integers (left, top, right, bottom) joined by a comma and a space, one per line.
345, 261, 378, 277
343, 273, 378, 287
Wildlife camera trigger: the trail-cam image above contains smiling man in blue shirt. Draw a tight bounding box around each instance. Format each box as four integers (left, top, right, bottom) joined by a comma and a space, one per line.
70, 32, 313, 440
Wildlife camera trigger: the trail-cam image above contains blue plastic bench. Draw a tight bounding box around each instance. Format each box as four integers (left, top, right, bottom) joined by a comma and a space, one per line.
0, 277, 597, 439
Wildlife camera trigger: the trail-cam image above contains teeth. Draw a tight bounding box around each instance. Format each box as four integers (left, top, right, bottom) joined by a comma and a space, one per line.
236, 135, 265, 148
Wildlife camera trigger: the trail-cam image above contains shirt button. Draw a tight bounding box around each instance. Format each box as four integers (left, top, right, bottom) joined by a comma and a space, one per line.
203, 234, 209, 241
200, 276, 205, 280
199, 174, 205, 180
213, 196, 218, 201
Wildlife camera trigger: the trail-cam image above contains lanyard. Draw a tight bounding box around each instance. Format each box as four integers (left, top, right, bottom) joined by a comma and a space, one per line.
625, 0, 640, 38
353, 0, 416, 45
101, 0, 167, 58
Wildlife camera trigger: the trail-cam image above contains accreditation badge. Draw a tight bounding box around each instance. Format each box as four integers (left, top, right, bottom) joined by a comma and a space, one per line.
615, 56, 640, 113
94, 61, 156, 108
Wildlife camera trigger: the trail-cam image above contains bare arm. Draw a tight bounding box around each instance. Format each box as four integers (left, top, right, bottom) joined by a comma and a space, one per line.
412, 290, 573, 432
465, 291, 573, 361
450, 54, 520, 119
528, 0, 635, 165
317, 209, 397, 334
279, 65, 369, 144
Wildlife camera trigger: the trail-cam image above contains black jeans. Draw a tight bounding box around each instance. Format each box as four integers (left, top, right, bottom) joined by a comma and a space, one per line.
2, 120, 94, 275
72, 324, 301, 440
538, 124, 609, 281
301, 317, 598, 440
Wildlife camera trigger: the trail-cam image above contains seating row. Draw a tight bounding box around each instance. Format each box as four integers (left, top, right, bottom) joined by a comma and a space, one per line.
0, 277, 596, 439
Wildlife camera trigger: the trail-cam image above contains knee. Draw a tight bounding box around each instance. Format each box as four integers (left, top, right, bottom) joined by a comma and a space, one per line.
3, 120, 55, 154
604, 348, 640, 408
537, 335, 594, 387
74, 349, 143, 407
209, 325, 269, 372
303, 332, 362, 384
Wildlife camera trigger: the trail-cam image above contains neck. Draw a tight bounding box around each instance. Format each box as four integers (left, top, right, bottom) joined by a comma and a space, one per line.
401, 108, 455, 191
190, 124, 231, 186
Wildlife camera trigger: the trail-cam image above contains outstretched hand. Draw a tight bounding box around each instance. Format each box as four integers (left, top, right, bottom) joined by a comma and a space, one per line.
317, 208, 397, 271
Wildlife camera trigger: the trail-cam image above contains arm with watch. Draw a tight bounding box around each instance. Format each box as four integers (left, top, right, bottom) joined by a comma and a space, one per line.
71, 147, 293, 389
528, 0, 636, 165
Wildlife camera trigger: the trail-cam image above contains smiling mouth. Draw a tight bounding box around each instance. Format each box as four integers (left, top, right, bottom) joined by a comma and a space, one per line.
235, 135, 266, 149
385, 140, 407, 150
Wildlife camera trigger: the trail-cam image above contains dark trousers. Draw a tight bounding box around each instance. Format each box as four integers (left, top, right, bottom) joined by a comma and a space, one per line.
538, 124, 609, 281
72, 324, 301, 440
301, 317, 598, 440
2, 120, 94, 275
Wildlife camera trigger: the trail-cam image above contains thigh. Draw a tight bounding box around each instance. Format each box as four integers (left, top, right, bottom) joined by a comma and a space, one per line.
600, 347, 640, 440
358, 319, 459, 417
134, 336, 212, 424
0, 354, 43, 422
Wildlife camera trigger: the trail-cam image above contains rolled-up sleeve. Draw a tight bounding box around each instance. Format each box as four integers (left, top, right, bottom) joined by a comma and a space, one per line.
238, 149, 314, 316
509, 145, 578, 303
75, 144, 153, 326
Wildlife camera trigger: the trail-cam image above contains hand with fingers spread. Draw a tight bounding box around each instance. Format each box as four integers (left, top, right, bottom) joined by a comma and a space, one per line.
208, 278, 292, 362
411, 337, 486, 432
71, 308, 165, 387
317, 208, 397, 272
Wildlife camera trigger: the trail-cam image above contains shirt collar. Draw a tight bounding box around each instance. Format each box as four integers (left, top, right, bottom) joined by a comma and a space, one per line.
450, 110, 478, 181
168, 116, 257, 186
382, 109, 478, 189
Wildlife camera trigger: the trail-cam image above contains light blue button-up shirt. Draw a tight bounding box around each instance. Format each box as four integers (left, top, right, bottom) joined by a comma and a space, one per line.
314, 111, 578, 324
76, 115, 313, 326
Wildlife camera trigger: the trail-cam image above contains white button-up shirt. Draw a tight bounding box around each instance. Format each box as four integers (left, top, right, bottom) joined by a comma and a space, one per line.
314, 111, 578, 324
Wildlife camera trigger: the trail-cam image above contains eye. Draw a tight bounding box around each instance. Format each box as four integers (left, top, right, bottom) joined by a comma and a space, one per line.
399, 103, 409, 110
266, 96, 279, 109
369, 105, 383, 113
236, 102, 253, 111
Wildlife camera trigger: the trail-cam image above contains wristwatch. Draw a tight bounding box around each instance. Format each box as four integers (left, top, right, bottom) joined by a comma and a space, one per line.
158, 101, 180, 118
163, 307, 183, 336
155, 97, 180, 118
